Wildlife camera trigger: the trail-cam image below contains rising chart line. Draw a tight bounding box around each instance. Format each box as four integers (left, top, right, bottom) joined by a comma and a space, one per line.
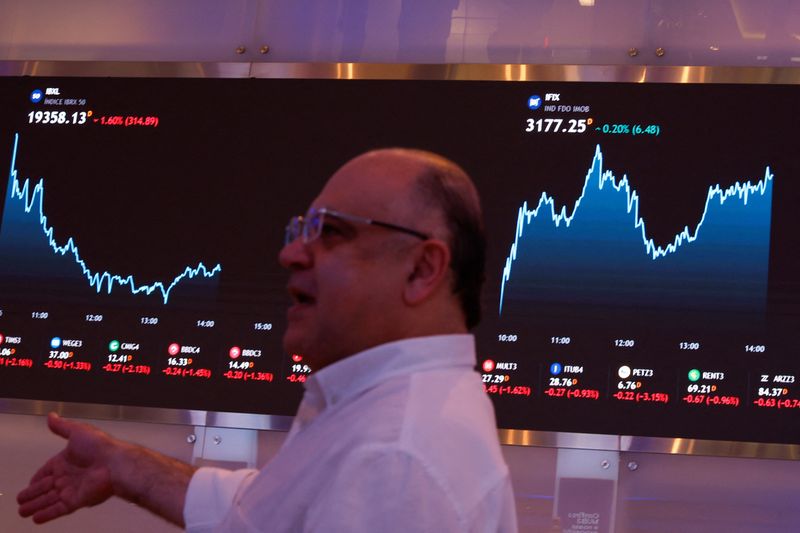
499, 145, 773, 314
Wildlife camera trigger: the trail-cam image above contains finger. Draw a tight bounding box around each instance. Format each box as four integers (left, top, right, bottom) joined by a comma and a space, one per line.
47, 412, 73, 439
17, 475, 53, 505
28, 454, 60, 484
32, 500, 72, 524
18, 485, 60, 517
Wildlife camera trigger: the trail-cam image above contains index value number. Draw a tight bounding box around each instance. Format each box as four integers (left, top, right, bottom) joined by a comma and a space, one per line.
28, 111, 87, 125
525, 118, 587, 134
498, 334, 518, 342
679, 341, 700, 350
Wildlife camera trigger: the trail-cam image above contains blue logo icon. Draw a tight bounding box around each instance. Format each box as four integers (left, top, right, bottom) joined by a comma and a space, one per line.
50, 337, 62, 349
30, 90, 43, 104
550, 362, 562, 375
528, 95, 542, 110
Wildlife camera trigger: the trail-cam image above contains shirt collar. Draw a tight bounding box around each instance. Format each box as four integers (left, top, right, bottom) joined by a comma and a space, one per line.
303, 334, 476, 410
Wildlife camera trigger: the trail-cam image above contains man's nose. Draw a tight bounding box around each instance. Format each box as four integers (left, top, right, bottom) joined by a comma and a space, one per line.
278, 237, 313, 270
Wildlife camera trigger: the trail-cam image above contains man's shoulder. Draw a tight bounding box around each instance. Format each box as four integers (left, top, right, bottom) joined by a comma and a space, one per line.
342, 366, 509, 492
403, 369, 509, 480
339, 361, 488, 438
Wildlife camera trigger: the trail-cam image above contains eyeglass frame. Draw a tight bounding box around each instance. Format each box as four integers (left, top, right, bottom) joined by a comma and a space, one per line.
285, 207, 429, 245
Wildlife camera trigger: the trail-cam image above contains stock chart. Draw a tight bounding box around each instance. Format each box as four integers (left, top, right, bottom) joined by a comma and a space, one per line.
0, 75, 798, 443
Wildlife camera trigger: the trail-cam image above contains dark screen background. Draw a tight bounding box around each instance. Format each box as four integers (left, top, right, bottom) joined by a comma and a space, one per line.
0, 76, 798, 443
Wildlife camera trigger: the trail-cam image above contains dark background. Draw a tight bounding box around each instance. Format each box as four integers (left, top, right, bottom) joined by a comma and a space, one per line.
0, 76, 798, 442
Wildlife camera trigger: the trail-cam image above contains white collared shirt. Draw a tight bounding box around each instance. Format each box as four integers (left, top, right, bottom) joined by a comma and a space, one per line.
184, 334, 518, 532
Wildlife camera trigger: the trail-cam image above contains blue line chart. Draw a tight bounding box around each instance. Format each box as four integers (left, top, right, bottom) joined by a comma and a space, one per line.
0, 133, 222, 304
499, 145, 773, 315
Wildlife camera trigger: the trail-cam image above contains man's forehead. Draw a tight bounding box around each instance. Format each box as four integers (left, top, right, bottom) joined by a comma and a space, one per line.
312, 151, 425, 214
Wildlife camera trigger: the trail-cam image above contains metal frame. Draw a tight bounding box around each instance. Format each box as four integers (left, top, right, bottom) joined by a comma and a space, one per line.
3, 60, 800, 83
2, 60, 800, 461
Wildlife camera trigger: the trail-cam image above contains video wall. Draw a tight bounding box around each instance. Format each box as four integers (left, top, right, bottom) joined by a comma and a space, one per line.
0, 74, 798, 444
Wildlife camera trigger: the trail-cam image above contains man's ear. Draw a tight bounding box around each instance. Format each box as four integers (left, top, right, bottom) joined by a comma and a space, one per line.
403, 239, 451, 306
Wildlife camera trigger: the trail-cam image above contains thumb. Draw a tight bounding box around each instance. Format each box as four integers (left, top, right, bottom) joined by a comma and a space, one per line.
47, 412, 73, 439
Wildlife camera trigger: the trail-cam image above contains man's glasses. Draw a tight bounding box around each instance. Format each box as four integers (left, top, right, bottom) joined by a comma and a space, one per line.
285, 207, 429, 245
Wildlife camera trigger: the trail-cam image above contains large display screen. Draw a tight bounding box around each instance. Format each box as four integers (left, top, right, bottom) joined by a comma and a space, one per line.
0, 74, 797, 444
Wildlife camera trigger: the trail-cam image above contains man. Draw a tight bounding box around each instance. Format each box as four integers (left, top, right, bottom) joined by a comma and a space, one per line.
17, 148, 518, 531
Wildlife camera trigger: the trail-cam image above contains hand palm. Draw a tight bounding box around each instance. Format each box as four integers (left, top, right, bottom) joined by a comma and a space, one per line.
54, 435, 113, 505
18, 414, 115, 523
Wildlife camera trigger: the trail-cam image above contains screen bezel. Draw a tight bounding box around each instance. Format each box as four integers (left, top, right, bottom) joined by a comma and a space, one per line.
1, 59, 799, 461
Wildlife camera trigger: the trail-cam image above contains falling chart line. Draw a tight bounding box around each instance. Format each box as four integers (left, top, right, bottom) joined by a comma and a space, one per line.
499, 144, 773, 314
3, 133, 222, 304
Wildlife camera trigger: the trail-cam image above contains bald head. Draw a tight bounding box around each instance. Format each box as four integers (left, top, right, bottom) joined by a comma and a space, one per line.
280, 148, 485, 367
402, 149, 486, 329
319, 149, 445, 236
320, 148, 486, 329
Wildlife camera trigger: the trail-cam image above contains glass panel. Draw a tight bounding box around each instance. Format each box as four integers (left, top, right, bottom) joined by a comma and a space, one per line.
642, 0, 800, 67
252, 0, 382, 62
0, 0, 798, 65
0, 0, 259, 62
251, 0, 647, 63
502, 444, 559, 531
617, 451, 800, 532
457, 0, 649, 64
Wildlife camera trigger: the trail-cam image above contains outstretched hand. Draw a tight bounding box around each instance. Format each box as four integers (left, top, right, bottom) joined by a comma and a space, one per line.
17, 412, 117, 523
18, 412, 196, 526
